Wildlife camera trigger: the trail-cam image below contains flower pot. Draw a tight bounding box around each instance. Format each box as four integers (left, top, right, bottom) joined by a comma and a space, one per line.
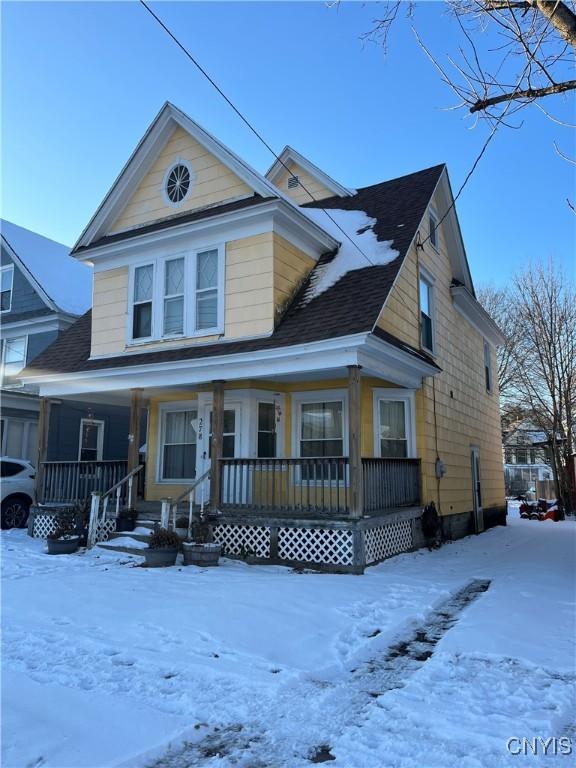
182, 542, 221, 567
144, 548, 178, 568
116, 516, 137, 533
174, 527, 188, 539
47, 536, 80, 555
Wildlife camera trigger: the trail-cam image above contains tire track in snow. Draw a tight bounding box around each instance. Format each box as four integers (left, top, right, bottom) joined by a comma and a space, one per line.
143, 579, 492, 767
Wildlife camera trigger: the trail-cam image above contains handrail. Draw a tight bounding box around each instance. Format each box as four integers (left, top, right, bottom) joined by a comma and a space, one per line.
161, 468, 211, 533
101, 464, 144, 518
102, 464, 144, 501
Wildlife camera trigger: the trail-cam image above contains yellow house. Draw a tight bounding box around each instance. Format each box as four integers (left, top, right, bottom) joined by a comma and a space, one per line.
24, 102, 506, 572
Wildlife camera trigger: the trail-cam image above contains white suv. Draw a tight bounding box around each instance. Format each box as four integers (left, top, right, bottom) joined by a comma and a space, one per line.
1, 457, 36, 529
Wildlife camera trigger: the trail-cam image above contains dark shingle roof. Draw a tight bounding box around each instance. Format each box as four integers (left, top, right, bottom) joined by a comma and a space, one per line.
27, 164, 445, 376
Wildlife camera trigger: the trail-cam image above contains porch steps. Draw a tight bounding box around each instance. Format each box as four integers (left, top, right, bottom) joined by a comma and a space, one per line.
96, 526, 153, 557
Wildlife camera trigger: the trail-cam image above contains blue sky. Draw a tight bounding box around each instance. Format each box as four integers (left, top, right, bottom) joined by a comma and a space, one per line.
1, 1, 574, 287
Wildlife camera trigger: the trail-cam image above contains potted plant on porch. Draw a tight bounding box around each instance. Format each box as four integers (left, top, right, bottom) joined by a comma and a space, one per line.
115, 508, 138, 533
144, 528, 180, 567
174, 515, 189, 539
182, 511, 221, 567
46, 523, 81, 555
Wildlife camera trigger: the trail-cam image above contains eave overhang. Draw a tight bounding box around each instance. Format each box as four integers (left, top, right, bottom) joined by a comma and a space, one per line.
450, 285, 505, 346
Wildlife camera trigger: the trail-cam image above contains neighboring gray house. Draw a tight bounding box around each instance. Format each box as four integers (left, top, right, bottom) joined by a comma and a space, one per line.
502, 419, 554, 496
1, 220, 142, 474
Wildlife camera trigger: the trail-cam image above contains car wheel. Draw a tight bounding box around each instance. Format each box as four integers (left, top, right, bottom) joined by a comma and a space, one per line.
1, 496, 31, 529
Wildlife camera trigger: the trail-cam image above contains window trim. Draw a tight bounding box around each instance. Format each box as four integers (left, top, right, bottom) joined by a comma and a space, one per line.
156, 401, 198, 484
372, 389, 417, 459
1, 335, 28, 378
483, 339, 493, 393
428, 207, 439, 252
78, 418, 105, 462
127, 245, 225, 345
161, 158, 195, 208
419, 267, 436, 354
1, 264, 14, 313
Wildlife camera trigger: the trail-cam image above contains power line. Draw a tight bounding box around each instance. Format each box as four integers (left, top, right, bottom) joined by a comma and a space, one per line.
138, 0, 378, 267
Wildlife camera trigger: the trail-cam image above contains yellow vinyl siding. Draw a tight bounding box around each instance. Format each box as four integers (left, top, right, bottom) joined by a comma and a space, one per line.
274, 161, 334, 205
90, 267, 129, 357
225, 233, 274, 338
110, 126, 253, 234
273, 233, 315, 318
377, 188, 505, 515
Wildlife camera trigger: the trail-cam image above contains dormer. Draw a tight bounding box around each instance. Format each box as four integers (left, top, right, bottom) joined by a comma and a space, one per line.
265, 146, 355, 205
70, 104, 339, 359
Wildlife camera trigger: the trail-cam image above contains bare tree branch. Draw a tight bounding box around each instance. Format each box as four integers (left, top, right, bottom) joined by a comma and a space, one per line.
470, 77, 576, 111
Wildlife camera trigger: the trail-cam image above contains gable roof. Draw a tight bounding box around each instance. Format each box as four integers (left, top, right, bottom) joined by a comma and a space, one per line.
72, 102, 295, 253
1, 220, 92, 316
26, 163, 445, 377
266, 145, 355, 199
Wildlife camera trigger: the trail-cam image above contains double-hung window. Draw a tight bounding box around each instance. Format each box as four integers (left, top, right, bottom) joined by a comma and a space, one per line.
373, 390, 415, 459
163, 257, 185, 336
1, 265, 14, 312
195, 249, 219, 332
129, 246, 223, 343
483, 340, 493, 392
132, 264, 154, 339
160, 408, 197, 481
257, 402, 276, 458
1, 336, 27, 378
299, 398, 345, 481
419, 274, 434, 352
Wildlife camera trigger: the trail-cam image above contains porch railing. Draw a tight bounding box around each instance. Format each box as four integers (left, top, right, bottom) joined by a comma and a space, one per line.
41, 460, 129, 504
362, 458, 421, 511
219, 457, 421, 516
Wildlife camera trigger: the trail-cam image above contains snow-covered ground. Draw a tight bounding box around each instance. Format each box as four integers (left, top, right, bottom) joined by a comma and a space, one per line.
2, 517, 574, 768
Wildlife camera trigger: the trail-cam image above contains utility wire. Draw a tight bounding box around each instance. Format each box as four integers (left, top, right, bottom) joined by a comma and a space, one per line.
139, 0, 378, 267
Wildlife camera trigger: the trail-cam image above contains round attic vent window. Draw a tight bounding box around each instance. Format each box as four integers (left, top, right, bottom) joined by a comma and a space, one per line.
166, 163, 191, 204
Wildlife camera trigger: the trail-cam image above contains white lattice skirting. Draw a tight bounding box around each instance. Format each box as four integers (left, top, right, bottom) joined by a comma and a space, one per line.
363, 520, 413, 564
278, 526, 354, 566
31, 513, 116, 544
212, 524, 271, 558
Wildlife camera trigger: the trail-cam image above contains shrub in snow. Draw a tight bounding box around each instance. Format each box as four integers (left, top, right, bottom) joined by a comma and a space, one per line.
148, 528, 180, 550
175, 516, 189, 529
47, 524, 77, 541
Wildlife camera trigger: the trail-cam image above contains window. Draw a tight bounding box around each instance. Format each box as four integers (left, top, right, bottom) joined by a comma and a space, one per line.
128, 246, 224, 343
132, 264, 154, 339
208, 409, 236, 458
373, 390, 415, 458
378, 400, 408, 458
2, 336, 27, 368
429, 210, 439, 250
1, 460, 24, 478
1, 265, 14, 312
419, 275, 434, 352
1, 419, 37, 462
484, 340, 492, 392
163, 257, 184, 336
300, 401, 344, 458
195, 249, 218, 331
516, 448, 528, 464
165, 163, 191, 204
78, 419, 104, 462
257, 402, 276, 458
161, 409, 197, 480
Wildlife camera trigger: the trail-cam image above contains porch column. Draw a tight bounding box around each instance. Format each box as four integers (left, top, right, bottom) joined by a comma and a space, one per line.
210, 380, 225, 512
348, 365, 363, 519
36, 397, 51, 503
127, 388, 143, 473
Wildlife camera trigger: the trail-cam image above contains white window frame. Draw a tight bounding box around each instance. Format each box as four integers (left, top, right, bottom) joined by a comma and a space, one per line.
1, 264, 14, 313
372, 389, 417, 459
156, 401, 198, 484
419, 266, 436, 354
483, 339, 493, 393
129, 260, 156, 342
162, 255, 186, 338
161, 158, 196, 209
1, 335, 28, 378
291, 389, 349, 485
428, 207, 439, 252
127, 245, 225, 345
78, 418, 105, 462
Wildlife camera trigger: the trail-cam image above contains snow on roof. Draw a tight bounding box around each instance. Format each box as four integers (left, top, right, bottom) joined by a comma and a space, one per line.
1, 220, 92, 315
300, 208, 399, 302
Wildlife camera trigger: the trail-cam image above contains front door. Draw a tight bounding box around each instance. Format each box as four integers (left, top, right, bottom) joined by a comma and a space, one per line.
471, 447, 483, 533
199, 404, 241, 504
